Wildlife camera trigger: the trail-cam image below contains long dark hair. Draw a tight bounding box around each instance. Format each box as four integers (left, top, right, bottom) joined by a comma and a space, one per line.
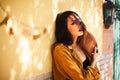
55, 11, 86, 45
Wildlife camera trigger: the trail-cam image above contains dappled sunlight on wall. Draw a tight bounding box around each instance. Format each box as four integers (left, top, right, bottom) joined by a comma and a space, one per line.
0, 0, 54, 79
0, 0, 103, 80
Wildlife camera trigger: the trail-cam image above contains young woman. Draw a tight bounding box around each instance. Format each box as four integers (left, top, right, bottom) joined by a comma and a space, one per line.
52, 11, 100, 80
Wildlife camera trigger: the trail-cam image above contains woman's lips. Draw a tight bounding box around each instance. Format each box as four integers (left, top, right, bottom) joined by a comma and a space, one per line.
79, 28, 83, 32
79, 29, 82, 31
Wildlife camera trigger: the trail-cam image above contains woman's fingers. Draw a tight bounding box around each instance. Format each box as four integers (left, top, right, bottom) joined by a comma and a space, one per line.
94, 47, 99, 54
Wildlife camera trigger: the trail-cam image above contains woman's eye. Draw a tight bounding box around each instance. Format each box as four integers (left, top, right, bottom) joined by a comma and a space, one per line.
71, 21, 77, 25
71, 22, 75, 25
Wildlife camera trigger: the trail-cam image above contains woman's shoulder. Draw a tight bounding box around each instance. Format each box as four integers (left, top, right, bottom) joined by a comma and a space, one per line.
52, 43, 72, 52
52, 43, 73, 53
53, 43, 66, 50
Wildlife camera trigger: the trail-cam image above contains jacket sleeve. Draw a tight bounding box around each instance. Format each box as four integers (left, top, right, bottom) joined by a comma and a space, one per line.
53, 45, 100, 80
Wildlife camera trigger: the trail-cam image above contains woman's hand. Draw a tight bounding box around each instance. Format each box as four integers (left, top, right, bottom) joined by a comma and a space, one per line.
91, 47, 99, 68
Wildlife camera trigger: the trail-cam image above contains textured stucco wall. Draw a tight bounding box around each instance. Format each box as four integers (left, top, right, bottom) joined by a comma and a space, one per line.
0, 0, 103, 80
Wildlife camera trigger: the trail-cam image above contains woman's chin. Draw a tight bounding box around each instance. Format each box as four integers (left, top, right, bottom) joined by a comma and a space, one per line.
79, 31, 83, 36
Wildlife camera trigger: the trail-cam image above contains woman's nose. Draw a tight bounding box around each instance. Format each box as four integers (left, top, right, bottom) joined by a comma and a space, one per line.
77, 24, 81, 29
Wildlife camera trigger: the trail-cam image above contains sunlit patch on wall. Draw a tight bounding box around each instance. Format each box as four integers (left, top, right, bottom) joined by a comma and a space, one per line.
52, 0, 59, 21
33, 0, 40, 8
29, 16, 35, 28
17, 37, 33, 77
6, 17, 17, 35
10, 66, 16, 80
37, 62, 43, 70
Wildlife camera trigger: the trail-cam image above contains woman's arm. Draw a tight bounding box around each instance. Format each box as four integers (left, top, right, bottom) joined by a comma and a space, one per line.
53, 45, 100, 80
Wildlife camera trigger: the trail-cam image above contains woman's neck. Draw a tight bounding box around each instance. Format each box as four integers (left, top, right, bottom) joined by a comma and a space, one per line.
72, 37, 86, 62
72, 36, 78, 48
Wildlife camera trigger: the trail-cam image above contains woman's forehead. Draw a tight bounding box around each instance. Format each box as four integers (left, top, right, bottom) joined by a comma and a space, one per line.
68, 15, 76, 21
68, 14, 82, 22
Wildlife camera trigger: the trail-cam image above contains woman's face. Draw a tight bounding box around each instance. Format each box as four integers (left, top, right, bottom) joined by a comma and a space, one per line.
67, 15, 83, 38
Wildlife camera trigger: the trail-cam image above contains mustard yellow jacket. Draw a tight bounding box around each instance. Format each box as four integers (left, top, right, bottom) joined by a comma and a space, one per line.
52, 43, 100, 80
